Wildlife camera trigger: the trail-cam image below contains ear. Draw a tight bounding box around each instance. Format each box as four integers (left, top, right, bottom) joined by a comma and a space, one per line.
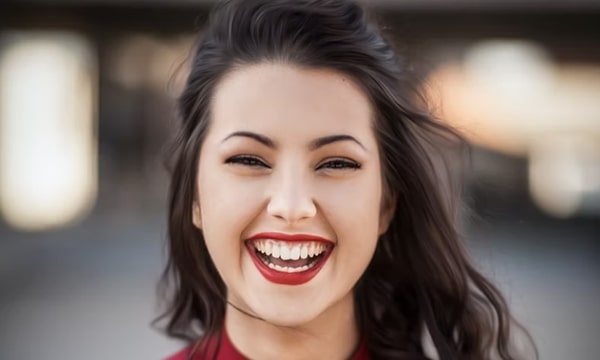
378, 194, 396, 236
192, 200, 202, 230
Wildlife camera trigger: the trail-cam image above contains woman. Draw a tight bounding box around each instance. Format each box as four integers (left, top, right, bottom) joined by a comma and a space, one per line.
158, 0, 536, 359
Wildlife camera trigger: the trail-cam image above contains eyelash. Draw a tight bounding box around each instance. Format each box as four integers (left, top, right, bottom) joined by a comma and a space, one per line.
225, 156, 361, 171
316, 158, 361, 170
225, 155, 270, 168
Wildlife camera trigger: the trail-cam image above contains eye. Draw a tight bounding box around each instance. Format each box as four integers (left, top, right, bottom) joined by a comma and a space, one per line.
225, 155, 270, 168
316, 158, 361, 171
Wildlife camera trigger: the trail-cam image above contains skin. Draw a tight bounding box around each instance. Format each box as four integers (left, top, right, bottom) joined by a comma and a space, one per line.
192, 62, 394, 359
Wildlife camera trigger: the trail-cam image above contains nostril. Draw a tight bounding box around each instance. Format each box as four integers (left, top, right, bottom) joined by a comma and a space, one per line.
267, 196, 317, 223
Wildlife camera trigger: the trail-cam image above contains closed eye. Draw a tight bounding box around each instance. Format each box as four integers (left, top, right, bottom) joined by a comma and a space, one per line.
316, 158, 361, 171
225, 155, 270, 168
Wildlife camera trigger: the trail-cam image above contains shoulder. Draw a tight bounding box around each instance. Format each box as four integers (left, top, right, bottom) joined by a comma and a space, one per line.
163, 340, 212, 360
164, 331, 245, 360
164, 343, 210, 360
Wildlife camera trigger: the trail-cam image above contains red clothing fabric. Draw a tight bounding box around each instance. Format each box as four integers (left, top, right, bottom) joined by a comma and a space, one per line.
166, 330, 370, 360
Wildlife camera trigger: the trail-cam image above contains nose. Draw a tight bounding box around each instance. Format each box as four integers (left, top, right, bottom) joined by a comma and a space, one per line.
266, 167, 317, 224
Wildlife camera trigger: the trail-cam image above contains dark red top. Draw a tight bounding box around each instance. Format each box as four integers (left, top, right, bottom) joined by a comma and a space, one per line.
166, 329, 370, 360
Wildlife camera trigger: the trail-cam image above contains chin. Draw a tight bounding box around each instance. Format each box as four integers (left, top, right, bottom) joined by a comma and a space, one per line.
261, 311, 321, 328
250, 300, 325, 328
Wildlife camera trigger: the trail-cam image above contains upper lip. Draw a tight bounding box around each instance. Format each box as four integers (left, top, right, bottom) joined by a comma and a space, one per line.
247, 232, 332, 243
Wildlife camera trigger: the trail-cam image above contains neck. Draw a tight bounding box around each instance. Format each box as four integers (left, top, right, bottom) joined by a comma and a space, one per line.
225, 294, 359, 360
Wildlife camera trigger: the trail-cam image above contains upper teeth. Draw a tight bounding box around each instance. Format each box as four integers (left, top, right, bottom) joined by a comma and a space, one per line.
253, 239, 327, 260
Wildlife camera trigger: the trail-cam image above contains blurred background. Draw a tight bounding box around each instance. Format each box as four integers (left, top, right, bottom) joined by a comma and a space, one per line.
0, 0, 598, 359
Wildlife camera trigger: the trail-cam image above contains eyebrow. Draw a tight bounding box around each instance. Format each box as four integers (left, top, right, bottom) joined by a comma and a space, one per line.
309, 134, 366, 151
222, 131, 276, 148
221, 131, 366, 150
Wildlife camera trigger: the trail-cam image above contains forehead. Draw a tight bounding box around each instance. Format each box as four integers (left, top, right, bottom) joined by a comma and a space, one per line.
209, 62, 374, 141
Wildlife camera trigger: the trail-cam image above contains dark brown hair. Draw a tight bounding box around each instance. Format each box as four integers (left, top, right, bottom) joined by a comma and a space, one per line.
158, 0, 536, 359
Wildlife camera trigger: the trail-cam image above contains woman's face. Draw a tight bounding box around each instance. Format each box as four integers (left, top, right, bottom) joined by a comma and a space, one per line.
193, 63, 394, 327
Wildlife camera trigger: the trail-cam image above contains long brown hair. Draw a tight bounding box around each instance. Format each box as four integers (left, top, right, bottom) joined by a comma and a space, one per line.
157, 0, 537, 359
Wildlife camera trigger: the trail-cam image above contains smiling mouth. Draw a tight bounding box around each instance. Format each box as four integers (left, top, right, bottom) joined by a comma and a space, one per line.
250, 239, 331, 273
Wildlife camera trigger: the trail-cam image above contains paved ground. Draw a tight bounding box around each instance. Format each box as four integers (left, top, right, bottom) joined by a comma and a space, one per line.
0, 210, 598, 360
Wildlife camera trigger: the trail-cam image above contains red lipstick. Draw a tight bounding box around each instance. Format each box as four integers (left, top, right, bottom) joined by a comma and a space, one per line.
246, 232, 333, 286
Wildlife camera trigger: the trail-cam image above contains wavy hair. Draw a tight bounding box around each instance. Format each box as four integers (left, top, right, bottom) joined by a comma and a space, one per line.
157, 0, 536, 359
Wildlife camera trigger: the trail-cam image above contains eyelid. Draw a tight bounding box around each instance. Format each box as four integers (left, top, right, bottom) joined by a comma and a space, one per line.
225, 154, 271, 168
316, 157, 361, 170
224, 155, 360, 171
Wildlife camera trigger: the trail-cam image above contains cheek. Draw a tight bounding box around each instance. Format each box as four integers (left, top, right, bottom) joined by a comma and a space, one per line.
196, 178, 265, 291
318, 173, 383, 247
196, 164, 266, 255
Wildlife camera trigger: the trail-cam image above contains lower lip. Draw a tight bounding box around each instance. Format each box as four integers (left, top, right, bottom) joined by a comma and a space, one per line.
246, 242, 332, 285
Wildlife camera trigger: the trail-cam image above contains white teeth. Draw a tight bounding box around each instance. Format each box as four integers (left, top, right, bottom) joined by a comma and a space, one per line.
253, 239, 328, 259
280, 246, 290, 260
267, 262, 315, 273
290, 246, 300, 260
308, 243, 317, 257
300, 245, 308, 259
